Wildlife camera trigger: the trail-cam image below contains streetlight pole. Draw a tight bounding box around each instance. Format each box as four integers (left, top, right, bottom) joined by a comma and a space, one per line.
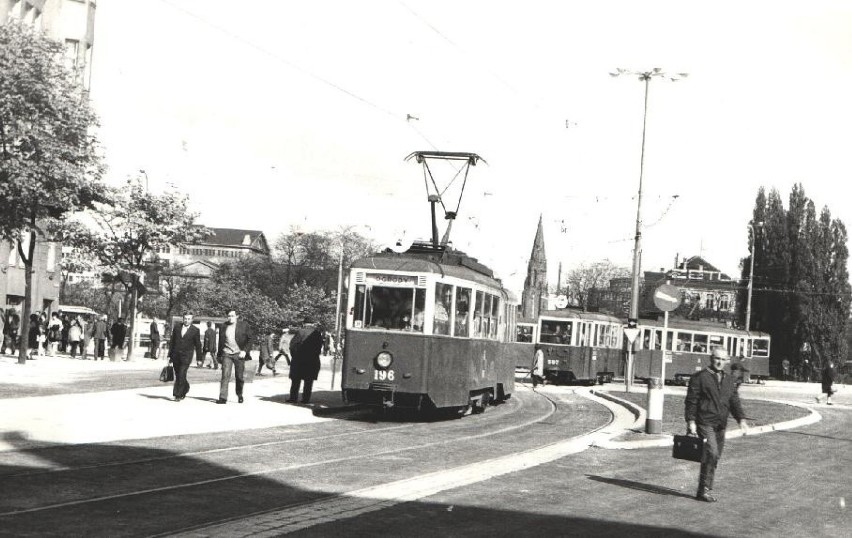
138, 169, 149, 191
611, 68, 687, 392
745, 222, 763, 331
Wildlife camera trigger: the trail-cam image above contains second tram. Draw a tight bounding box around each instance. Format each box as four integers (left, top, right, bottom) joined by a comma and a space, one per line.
534, 308, 625, 385
631, 318, 771, 384
341, 242, 515, 415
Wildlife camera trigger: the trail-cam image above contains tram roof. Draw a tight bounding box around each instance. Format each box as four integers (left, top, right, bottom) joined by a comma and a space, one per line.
538, 309, 622, 323
637, 317, 770, 337
352, 244, 503, 290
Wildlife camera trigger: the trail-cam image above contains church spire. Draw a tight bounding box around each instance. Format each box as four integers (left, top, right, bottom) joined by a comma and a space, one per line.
521, 215, 548, 320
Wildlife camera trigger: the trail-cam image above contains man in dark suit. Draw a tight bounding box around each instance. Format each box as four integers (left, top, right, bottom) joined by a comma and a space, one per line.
168, 312, 203, 402
287, 321, 323, 404
216, 310, 253, 404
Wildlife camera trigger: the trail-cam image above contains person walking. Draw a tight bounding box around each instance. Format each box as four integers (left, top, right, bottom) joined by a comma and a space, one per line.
685, 347, 750, 502
110, 318, 127, 361
81, 316, 93, 360
201, 321, 218, 369
4, 311, 20, 356
256, 330, 279, 376
149, 319, 161, 360
216, 310, 252, 404
273, 329, 292, 367
168, 312, 203, 402
531, 344, 545, 388
287, 321, 323, 404
92, 315, 108, 360
68, 317, 83, 358
816, 360, 838, 405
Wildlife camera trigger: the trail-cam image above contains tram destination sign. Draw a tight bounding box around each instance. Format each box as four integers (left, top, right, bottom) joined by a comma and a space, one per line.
365, 273, 419, 286
653, 283, 682, 312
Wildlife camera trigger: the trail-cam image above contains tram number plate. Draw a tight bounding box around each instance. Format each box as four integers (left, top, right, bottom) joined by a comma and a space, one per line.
547, 359, 559, 366
374, 370, 395, 381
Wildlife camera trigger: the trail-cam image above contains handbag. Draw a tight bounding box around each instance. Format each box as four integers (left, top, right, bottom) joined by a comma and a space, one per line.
672, 433, 704, 462
159, 364, 175, 383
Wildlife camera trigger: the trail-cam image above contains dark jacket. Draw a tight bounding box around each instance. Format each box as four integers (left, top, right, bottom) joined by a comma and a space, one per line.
150, 321, 161, 344
685, 367, 745, 427
822, 365, 837, 394
168, 324, 203, 364
203, 327, 217, 353
110, 322, 127, 347
216, 320, 252, 359
289, 325, 322, 380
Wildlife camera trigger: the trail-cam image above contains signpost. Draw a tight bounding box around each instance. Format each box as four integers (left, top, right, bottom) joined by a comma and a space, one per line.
625, 318, 638, 392
646, 283, 681, 434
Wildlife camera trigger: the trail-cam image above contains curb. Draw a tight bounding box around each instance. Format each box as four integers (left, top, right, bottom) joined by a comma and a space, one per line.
584, 389, 822, 450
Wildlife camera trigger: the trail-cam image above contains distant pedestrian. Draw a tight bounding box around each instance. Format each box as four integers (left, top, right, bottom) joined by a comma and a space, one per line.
5, 311, 20, 355
815, 361, 838, 405
781, 358, 790, 381
256, 330, 278, 376
685, 347, 749, 502
201, 321, 218, 369
274, 329, 292, 366
110, 318, 127, 361
287, 321, 323, 404
216, 310, 253, 404
68, 317, 83, 358
531, 344, 545, 388
168, 312, 203, 402
82, 317, 93, 359
47, 312, 62, 357
60, 314, 70, 353
27, 313, 41, 360
149, 319, 161, 360
93, 315, 108, 360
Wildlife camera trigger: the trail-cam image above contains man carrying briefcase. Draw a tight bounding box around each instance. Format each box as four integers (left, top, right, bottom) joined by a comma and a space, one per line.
685, 347, 750, 503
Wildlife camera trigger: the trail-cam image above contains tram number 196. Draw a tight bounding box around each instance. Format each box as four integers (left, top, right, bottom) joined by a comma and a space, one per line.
374, 370, 395, 381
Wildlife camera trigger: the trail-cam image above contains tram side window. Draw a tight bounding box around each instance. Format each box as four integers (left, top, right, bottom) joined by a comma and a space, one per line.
434, 283, 453, 336
357, 286, 425, 332
752, 338, 770, 358
474, 291, 485, 337
653, 329, 674, 351
540, 320, 572, 345
692, 334, 708, 353
490, 294, 500, 339
709, 335, 724, 351
676, 332, 691, 352
455, 287, 471, 337
516, 325, 534, 343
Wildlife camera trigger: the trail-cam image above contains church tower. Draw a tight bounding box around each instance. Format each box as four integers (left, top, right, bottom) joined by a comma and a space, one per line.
521, 215, 548, 320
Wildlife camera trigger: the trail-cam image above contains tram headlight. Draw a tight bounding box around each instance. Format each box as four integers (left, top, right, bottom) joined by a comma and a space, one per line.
375, 351, 393, 369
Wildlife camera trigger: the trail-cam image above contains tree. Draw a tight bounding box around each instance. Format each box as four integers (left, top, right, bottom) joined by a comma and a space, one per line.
0, 23, 105, 364
559, 261, 630, 311
68, 179, 206, 360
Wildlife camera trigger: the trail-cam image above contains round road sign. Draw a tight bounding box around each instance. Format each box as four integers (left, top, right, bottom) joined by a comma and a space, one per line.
554, 295, 568, 309
653, 284, 681, 312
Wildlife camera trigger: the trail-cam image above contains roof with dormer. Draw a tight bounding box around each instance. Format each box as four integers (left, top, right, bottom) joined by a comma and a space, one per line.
191, 227, 270, 254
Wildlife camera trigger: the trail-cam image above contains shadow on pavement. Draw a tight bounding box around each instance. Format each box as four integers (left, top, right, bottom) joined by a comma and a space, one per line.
586, 474, 696, 500
0, 430, 719, 538
138, 394, 174, 401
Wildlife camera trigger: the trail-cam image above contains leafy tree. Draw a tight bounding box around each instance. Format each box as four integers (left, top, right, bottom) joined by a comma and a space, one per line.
67, 179, 206, 359
183, 279, 286, 343
558, 261, 630, 311
0, 22, 105, 363
742, 184, 850, 377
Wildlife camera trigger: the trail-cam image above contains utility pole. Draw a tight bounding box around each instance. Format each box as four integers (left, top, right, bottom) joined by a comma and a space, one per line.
610, 68, 688, 392
745, 222, 763, 331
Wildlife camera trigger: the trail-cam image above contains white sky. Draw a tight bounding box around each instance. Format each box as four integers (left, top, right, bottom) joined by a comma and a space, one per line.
89, 0, 852, 293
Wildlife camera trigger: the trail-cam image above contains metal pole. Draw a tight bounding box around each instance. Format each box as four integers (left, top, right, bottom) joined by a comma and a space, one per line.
745, 226, 755, 331
626, 76, 651, 392
331, 242, 344, 390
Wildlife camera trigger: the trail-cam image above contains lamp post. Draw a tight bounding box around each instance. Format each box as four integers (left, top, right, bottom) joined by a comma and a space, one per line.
611, 68, 687, 392
745, 221, 763, 331
138, 169, 149, 191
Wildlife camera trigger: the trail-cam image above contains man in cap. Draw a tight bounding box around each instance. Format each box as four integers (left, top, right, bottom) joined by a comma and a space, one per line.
685, 347, 750, 502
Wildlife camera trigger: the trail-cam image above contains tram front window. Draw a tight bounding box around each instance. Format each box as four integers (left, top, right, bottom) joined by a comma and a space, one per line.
539, 320, 572, 345
752, 338, 769, 357
353, 285, 426, 332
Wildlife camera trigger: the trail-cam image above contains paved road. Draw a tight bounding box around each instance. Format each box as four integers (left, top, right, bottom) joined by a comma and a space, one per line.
1, 356, 849, 537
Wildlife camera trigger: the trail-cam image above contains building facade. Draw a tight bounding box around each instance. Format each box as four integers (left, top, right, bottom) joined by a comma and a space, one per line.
1, 0, 96, 319
153, 228, 271, 280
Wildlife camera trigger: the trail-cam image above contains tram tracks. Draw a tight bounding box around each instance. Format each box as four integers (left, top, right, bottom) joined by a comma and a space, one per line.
0, 390, 566, 521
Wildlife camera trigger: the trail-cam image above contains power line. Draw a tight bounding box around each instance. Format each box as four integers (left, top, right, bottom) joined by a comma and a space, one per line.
154, 0, 439, 149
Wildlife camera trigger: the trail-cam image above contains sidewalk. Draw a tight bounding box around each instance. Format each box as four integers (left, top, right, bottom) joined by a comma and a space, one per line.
0, 353, 351, 453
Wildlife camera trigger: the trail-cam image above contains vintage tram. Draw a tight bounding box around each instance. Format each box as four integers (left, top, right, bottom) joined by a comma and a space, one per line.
340, 241, 515, 414
534, 308, 625, 385
631, 318, 771, 384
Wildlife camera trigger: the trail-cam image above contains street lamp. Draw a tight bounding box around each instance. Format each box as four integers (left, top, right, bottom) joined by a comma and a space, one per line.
611, 67, 687, 391
745, 221, 764, 331
138, 169, 149, 191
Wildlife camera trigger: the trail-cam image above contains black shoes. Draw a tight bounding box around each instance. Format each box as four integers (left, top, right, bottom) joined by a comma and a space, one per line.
695, 489, 717, 503
285, 398, 297, 403
174, 396, 184, 402
216, 399, 227, 404
238, 396, 244, 403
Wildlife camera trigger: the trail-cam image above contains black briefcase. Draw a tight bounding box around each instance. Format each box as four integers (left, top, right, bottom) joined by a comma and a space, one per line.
159, 365, 175, 383
672, 434, 704, 462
